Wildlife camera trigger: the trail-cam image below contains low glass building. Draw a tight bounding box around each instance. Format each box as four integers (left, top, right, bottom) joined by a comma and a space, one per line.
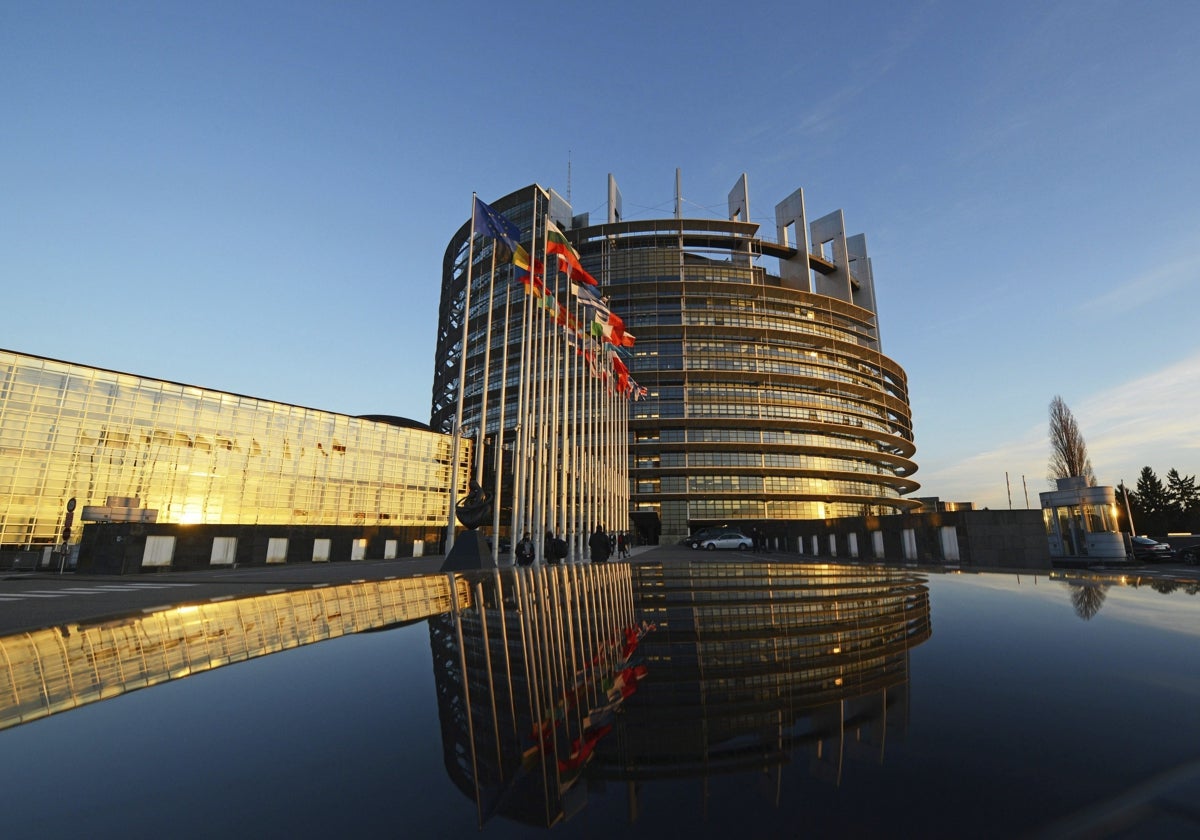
0, 349, 466, 566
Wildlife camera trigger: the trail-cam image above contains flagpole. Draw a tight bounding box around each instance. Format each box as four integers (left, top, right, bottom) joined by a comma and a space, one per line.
513, 211, 536, 557
479, 243, 498, 562
535, 208, 552, 552
493, 259, 513, 564
448, 193, 479, 552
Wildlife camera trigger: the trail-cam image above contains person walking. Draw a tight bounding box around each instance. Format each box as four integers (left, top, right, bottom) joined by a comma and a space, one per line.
516, 532, 534, 566
544, 530, 562, 565
616, 531, 627, 559
589, 525, 610, 563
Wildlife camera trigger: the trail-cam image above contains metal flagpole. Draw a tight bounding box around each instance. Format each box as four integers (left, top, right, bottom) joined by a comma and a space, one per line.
534, 211, 551, 554
547, 254, 561, 547
512, 207, 538, 553
494, 265, 514, 563
479, 245, 499, 562
448, 194, 479, 552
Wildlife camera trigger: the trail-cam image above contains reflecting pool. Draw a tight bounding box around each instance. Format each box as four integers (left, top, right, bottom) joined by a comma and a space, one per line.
2, 562, 1198, 838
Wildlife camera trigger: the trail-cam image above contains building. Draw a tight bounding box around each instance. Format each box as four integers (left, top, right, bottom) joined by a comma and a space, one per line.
432, 185, 631, 561
435, 175, 919, 546
584, 175, 919, 542
0, 349, 467, 570
1040, 476, 1127, 563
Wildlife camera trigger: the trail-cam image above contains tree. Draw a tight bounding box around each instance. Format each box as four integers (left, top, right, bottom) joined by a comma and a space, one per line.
1165, 469, 1200, 531
1135, 466, 1170, 537
1047, 395, 1095, 485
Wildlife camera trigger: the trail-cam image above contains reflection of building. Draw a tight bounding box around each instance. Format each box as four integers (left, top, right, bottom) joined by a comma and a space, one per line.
0, 349, 468, 570
433, 176, 920, 547
1040, 477, 1127, 563
0, 574, 467, 732
594, 560, 931, 793
429, 565, 638, 829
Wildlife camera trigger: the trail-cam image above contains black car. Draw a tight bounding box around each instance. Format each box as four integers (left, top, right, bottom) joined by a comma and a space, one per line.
1180, 544, 1200, 565
682, 527, 726, 549
1129, 536, 1175, 562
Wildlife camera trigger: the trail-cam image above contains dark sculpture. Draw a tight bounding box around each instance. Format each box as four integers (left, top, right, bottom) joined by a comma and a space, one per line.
455, 480, 492, 529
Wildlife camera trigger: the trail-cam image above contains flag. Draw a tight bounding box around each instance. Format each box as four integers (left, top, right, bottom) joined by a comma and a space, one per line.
546, 219, 598, 285
473, 196, 531, 267
518, 267, 546, 297
592, 310, 635, 348
571, 281, 610, 314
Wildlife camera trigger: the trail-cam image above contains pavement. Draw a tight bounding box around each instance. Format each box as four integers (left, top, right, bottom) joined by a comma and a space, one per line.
4, 542, 1197, 637
0, 544, 670, 636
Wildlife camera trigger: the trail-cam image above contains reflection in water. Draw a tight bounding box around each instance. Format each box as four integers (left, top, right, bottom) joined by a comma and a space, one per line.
436, 560, 931, 827
430, 563, 643, 829
1051, 570, 1200, 621
1068, 581, 1109, 620
0, 575, 468, 732
600, 561, 931, 805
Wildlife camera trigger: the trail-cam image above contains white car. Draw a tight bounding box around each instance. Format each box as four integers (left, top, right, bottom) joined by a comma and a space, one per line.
701, 531, 753, 551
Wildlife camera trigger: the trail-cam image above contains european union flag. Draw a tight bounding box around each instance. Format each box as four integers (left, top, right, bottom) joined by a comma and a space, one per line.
472, 196, 523, 253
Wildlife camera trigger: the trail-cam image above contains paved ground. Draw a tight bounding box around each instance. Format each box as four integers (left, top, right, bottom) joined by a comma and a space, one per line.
3, 542, 1197, 637
0, 545, 670, 636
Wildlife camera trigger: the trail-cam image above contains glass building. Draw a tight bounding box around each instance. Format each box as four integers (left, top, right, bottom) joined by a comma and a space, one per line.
436, 175, 918, 545
433, 185, 630, 557
0, 349, 466, 561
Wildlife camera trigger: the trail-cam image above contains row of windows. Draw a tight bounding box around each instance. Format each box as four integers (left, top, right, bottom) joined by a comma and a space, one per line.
686, 499, 896, 519
638, 402, 895, 435
642, 427, 887, 454
633, 451, 897, 473
636, 475, 900, 498
687, 382, 885, 415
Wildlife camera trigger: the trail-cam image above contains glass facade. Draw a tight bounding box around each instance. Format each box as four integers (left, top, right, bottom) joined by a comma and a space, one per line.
0, 349, 467, 551
432, 186, 630, 554
572, 208, 918, 539
433, 179, 919, 544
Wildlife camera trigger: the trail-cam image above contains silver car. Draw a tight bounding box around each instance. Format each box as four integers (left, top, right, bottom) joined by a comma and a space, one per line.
701, 531, 753, 551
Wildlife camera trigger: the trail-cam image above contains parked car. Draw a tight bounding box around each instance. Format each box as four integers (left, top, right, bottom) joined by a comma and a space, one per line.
683, 527, 726, 549
700, 531, 753, 551
1180, 544, 1200, 565
1129, 536, 1176, 562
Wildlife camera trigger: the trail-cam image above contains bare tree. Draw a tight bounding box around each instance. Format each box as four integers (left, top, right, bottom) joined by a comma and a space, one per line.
1048, 395, 1096, 484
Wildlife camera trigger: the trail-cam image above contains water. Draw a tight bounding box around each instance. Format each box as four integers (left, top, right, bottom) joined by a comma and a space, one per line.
1, 564, 1197, 838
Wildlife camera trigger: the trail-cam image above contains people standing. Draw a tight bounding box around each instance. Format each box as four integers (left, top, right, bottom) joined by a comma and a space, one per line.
589, 525, 610, 563
516, 532, 534, 566
544, 530, 562, 565
616, 531, 627, 559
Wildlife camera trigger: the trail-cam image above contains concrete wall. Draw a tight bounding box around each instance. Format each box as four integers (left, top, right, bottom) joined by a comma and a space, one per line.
789, 509, 1051, 569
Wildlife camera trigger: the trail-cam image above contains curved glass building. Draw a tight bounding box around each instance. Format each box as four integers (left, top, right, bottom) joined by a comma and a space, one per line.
433, 175, 918, 545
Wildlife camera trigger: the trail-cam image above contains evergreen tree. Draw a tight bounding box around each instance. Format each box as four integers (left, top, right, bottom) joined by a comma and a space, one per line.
1166, 469, 1200, 531
1135, 466, 1170, 537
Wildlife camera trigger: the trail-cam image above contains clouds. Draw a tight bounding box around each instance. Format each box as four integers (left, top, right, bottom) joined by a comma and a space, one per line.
920, 349, 1200, 508
1080, 252, 1200, 315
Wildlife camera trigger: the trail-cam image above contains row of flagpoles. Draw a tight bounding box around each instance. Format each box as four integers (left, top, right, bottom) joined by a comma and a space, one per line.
447, 192, 644, 563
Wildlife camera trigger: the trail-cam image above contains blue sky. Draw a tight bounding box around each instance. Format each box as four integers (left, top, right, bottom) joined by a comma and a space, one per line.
3, 0, 1198, 511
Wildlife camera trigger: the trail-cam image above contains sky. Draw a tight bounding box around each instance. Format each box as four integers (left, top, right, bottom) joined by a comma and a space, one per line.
3, 0, 1198, 511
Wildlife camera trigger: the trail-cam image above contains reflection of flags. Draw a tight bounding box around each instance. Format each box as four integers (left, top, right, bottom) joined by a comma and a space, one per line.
473, 196, 530, 267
